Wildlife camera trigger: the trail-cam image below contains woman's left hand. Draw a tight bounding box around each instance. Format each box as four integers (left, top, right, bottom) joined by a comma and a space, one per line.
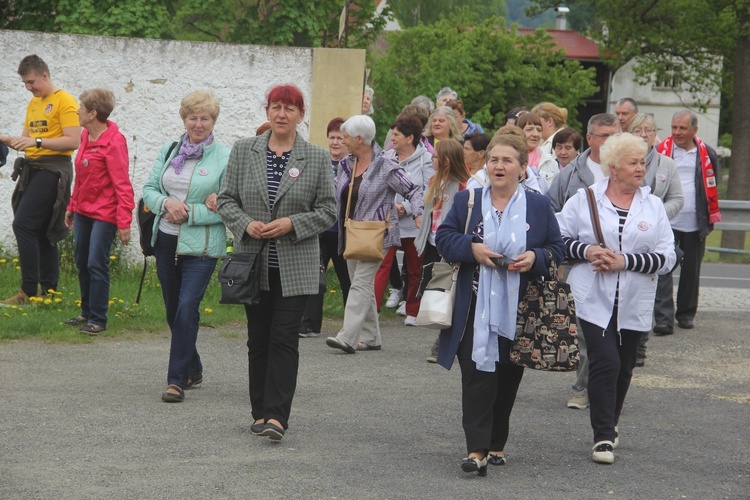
511, 250, 536, 273
205, 193, 218, 212
118, 228, 131, 246
260, 217, 294, 239
414, 215, 422, 229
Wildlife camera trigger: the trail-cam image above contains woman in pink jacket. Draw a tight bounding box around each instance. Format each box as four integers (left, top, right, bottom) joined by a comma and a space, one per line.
64, 88, 134, 335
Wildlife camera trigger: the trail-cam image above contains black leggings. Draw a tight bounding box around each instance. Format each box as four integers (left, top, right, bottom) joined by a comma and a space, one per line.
580, 309, 642, 443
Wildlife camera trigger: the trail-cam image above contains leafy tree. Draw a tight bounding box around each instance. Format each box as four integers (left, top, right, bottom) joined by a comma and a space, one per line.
528, 0, 750, 250
367, 14, 598, 141
389, 0, 506, 28
173, 0, 388, 48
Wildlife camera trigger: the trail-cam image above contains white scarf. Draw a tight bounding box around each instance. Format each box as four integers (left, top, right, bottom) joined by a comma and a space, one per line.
473, 185, 527, 372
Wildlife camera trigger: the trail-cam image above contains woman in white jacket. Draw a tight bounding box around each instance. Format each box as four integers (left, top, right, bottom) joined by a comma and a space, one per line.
556, 133, 675, 465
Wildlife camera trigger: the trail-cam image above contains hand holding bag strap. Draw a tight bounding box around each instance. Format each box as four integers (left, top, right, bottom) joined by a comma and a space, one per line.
585, 187, 606, 247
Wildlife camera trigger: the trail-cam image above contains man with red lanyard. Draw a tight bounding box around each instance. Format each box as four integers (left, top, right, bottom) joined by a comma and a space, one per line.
653, 110, 721, 334
0, 54, 80, 304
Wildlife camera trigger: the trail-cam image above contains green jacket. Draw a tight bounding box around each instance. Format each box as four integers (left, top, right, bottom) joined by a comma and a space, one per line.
142, 139, 230, 258
217, 131, 336, 297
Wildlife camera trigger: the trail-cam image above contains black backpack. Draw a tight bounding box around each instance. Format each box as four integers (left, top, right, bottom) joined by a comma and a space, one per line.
135, 141, 178, 303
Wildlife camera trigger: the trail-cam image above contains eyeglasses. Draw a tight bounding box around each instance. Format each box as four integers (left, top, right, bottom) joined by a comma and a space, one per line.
631, 128, 655, 135
589, 132, 614, 139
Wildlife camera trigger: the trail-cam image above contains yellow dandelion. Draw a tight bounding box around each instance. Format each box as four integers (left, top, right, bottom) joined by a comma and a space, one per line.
204, 308, 213, 313
4, 313, 11, 317
15, 266, 20, 270
54, 298, 62, 303
22, 312, 28, 316
329, 289, 336, 294
108, 300, 114, 306
0, 258, 6, 263
47, 289, 55, 294
75, 300, 82, 306
56, 309, 62, 312
110, 255, 117, 260
44, 298, 52, 305
12, 258, 19, 263
11, 305, 18, 310
118, 299, 124, 303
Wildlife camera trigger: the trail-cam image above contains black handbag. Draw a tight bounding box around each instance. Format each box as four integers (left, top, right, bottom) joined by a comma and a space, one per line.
218, 242, 267, 305
510, 249, 579, 372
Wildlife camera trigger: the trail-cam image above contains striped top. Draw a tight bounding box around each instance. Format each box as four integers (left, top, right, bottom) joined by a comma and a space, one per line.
563, 204, 667, 305
266, 147, 291, 268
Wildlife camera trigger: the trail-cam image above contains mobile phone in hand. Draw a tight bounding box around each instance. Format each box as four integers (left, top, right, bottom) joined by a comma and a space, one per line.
490, 255, 518, 270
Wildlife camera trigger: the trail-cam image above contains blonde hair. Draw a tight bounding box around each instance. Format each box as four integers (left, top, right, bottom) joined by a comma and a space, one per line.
425, 139, 469, 211
627, 113, 656, 133
599, 132, 648, 176
532, 102, 568, 128
179, 90, 220, 121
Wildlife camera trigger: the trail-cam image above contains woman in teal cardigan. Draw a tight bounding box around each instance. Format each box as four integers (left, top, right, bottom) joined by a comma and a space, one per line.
142, 90, 230, 403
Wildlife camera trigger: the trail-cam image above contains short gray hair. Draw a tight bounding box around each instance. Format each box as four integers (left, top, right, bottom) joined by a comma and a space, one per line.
587, 113, 618, 134
411, 95, 435, 114
616, 97, 638, 112
673, 110, 698, 129
599, 132, 648, 176
341, 115, 376, 145
436, 86, 458, 102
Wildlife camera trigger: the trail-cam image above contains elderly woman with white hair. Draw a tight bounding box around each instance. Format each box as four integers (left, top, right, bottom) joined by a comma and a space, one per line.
557, 133, 676, 465
326, 115, 424, 354
362, 85, 375, 115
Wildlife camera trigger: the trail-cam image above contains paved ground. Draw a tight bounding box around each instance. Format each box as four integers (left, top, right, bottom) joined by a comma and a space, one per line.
1, 287, 749, 499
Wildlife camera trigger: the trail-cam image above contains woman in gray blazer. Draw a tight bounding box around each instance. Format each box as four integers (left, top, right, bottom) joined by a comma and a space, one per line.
217, 85, 336, 441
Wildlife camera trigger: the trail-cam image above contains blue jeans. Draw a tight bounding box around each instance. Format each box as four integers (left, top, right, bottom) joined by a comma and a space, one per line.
74, 214, 117, 327
153, 231, 217, 387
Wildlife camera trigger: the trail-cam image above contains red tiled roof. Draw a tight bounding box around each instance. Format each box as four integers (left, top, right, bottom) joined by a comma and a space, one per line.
517, 28, 600, 60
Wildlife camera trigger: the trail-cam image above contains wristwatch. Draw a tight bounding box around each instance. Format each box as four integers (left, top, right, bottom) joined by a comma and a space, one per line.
35, 138, 42, 148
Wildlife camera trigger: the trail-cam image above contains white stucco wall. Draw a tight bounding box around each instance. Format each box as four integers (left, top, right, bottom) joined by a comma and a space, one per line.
610, 58, 722, 148
0, 30, 322, 263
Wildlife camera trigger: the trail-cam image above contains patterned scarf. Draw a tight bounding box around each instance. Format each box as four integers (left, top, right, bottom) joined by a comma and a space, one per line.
657, 135, 721, 224
170, 132, 213, 174
473, 184, 527, 372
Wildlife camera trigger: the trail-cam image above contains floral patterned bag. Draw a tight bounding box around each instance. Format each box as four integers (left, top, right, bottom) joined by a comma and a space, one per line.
510, 249, 579, 371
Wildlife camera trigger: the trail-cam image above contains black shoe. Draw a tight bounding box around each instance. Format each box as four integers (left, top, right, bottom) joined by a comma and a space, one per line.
251, 420, 265, 436
185, 374, 203, 389
653, 324, 674, 336
488, 453, 507, 466
677, 319, 694, 329
299, 327, 320, 338
261, 422, 285, 441
161, 384, 185, 403
325, 337, 355, 354
461, 455, 488, 476
64, 315, 88, 326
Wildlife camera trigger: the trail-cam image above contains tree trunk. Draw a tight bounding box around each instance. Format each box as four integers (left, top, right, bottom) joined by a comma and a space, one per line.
721, 8, 750, 253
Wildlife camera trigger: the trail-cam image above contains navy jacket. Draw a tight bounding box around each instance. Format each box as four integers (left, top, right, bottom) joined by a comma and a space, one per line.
434, 188, 565, 370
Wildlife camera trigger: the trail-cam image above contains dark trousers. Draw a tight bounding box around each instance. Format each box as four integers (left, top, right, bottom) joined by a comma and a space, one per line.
153, 231, 217, 387
457, 296, 524, 453
12, 168, 60, 296
580, 310, 641, 443
300, 231, 350, 333
654, 229, 705, 326
245, 268, 308, 429
73, 214, 117, 327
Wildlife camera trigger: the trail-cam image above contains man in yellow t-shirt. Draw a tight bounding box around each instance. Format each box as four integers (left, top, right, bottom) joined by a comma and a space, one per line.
0, 54, 80, 304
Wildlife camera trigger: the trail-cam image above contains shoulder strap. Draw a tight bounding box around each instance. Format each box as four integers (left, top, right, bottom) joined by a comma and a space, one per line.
165, 141, 178, 162
345, 158, 357, 220
585, 187, 606, 247
464, 188, 475, 235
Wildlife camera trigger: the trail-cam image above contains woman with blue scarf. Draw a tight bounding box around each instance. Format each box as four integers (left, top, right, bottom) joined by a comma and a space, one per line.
143, 90, 230, 403
435, 133, 564, 476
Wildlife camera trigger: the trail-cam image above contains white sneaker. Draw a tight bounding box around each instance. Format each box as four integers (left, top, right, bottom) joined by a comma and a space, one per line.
396, 301, 407, 316
404, 315, 417, 326
385, 288, 402, 308
592, 441, 615, 464
567, 394, 589, 409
